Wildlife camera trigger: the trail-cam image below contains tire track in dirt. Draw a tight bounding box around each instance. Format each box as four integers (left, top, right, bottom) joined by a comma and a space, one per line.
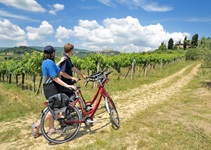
115, 63, 201, 120
113, 64, 192, 100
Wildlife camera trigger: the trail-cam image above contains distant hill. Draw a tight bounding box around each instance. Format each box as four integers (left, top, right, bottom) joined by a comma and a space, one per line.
0, 46, 41, 54
0, 46, 120, 57
0, 47, 9, 51
95, 49, 120, 55
0, 46, 42, 61
30, 46, 90, 54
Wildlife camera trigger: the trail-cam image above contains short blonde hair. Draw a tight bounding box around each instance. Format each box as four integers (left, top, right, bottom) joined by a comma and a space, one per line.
64, 43, 74, 53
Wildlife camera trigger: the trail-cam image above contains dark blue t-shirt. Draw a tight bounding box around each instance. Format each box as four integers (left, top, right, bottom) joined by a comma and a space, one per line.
60, 53, 75, 85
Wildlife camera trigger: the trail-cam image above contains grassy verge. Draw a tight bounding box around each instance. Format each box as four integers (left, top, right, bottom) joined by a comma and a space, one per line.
0, 84, 44, 122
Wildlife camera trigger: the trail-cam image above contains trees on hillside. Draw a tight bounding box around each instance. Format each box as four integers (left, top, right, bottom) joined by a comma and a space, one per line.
159, 34, 199, 51
168, 38, 174, 50
183, 36, 187, 50
158, 42, 167, 51
191, 34, 198, 47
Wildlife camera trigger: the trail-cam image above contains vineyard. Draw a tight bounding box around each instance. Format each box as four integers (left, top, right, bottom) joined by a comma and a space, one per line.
0, 50, 185, 93
1, 37, 211, 149
1, 59, 211, 150
1, 47, 211, 149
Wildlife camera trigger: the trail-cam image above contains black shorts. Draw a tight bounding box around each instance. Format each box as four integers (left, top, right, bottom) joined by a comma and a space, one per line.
59, 86, 75, 97
43, 81, 60, 99
43, 81, 74, 99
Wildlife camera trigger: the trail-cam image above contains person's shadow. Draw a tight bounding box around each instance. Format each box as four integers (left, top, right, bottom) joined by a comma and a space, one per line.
201, 80, 211, 89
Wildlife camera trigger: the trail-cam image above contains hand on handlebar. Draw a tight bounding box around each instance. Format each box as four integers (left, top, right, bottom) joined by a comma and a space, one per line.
82, 74, 87, 79
71, 77, 79, 83
66, 85, 76, 90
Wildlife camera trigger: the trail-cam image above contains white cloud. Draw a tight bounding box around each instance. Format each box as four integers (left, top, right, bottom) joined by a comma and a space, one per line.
17, 40, 27, 46
0, 19, 25, 41
0, 17, 189, 52
142, 2, 173, 12
72, 16, 189, 52
58, 39, 63, 44
0, 10, 33, 21
186, 17, 211, 22
97, 0, 116, 7
26, 21, 54, 40
79, 20, 101, 30
0, 0, 46, 12
104, 0, 173, 12
49, 3, 64, 15
55, 26, 74, 43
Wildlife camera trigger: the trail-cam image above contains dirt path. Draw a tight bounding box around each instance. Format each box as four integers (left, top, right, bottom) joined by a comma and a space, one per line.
115, 63, 201, 120
0, 63, 201, 150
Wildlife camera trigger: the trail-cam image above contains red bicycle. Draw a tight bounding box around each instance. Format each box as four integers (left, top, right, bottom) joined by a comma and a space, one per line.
40, 70, 120, 144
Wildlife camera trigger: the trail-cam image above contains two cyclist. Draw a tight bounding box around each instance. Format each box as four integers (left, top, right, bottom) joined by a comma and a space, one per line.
32, 45, 79, 138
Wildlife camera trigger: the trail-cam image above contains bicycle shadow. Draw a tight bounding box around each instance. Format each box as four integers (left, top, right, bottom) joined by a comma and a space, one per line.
48, 121, 110, 145
48, 106, 112, 145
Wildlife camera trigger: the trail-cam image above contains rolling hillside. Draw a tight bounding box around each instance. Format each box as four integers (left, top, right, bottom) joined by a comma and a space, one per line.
0, 46, 120, 59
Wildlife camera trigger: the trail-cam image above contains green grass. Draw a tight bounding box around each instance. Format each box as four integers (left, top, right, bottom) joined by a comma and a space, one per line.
0, 84, 44, 122
0, 95, 29, 121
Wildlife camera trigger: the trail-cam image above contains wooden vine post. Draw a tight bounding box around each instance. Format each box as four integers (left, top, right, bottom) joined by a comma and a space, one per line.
130, 59, 136, 80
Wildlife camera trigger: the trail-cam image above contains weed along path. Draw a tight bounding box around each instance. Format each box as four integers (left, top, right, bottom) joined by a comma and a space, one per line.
0, 62, 201, 150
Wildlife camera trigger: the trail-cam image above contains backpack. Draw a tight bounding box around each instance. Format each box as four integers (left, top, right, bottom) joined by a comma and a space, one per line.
48, 93, 70, 120
48, 93, 70, 108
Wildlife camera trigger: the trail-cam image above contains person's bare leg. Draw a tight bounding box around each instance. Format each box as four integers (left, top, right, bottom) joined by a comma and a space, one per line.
33, 112, 54, 133
48, 112, 55, 130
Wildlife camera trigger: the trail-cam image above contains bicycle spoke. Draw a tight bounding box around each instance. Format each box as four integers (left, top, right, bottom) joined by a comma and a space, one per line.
107, 97, 120, 129
40, 106, 81, 144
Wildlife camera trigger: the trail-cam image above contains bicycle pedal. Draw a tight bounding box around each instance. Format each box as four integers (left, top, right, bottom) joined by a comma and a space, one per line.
90, 120, 102, 123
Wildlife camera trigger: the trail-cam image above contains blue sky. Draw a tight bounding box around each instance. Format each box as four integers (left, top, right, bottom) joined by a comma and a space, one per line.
0, 0, 210, 52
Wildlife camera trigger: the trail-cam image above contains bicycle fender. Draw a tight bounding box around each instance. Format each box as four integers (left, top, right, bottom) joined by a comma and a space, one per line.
41, 107, 49, 117
105, 97, 110, 114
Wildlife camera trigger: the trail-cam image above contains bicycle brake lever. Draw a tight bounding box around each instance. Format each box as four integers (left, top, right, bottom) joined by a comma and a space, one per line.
105, 71, 112, 76
76, 86, 81, 90
84, 81, 88, 87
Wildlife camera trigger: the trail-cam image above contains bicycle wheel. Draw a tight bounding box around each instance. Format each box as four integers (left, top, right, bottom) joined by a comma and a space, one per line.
40, 105, 81, 144
106, 97, 120, 129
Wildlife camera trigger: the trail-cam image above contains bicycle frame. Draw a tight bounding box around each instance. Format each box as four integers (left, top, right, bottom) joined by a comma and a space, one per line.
40, 71, 119, 144
71, 73, 110, 122
77, 84, 100, 106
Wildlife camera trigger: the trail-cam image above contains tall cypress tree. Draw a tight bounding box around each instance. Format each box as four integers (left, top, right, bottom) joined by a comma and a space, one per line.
191, 34, 198, 47
183, 36, 187, 50
168, 38, 174, 50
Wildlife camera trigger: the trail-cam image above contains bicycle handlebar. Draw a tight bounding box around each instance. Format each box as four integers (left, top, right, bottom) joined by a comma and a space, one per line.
105, 71, 112, 77
67, 86, 80, 92
85, 70, 112, 85
70, 78, 81, 84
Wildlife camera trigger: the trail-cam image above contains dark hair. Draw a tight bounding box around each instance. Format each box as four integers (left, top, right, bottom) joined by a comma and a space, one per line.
43, 53, 55, 61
